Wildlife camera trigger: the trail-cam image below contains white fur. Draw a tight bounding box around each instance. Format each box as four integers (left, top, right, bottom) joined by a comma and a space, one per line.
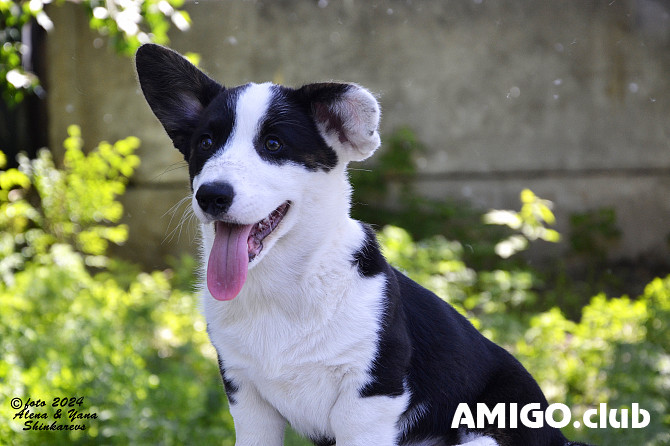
195, 83, 408, 444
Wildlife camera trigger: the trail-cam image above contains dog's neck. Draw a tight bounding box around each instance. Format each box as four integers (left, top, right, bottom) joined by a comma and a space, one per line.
246, 214, 363, 317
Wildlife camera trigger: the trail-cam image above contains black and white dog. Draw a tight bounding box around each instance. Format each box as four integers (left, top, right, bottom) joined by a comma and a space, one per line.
136, 44, 585, 446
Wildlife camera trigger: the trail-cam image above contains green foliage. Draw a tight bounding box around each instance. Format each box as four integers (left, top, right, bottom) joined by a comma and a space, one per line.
0, 243, 236, 445
484, 189, 561, 259
569, 207, 621, 261
0, 0, 192, 106
514, 283, 670, 445
83, 0, 192, 56
349, 126, 423, 206
0, 125, 140, 284
0, 0, 39, 106
0, 0, 41, 105
567, 207, 624, 295
350, 127, 509, 269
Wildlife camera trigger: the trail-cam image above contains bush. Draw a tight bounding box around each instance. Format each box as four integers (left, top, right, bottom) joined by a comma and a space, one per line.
0, 250, 235, 445
0, 125, 140, 283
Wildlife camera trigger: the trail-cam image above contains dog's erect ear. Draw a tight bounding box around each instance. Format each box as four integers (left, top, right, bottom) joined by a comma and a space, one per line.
135, 44, 222, 157
299, 83, 381, 162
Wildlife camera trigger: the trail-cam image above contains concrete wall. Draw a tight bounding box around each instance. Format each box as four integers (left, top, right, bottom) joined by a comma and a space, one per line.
44, 0, 670, 268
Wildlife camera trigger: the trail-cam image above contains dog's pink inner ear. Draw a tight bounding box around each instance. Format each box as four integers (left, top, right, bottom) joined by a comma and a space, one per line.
313, 103, 350, 145
310, 84, 381, 162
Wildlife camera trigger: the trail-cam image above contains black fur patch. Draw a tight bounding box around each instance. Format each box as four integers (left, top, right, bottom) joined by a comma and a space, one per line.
216, 352, 239, 405
186, 85, 247, 181
253, 85, 338, 172
351, 223, 386, 277
357, 227, 411, 399
309, 436, 336, 446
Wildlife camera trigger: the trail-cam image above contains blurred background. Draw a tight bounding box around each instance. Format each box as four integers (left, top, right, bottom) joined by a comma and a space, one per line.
4, 0, 670, 269
1, 1, 669, 445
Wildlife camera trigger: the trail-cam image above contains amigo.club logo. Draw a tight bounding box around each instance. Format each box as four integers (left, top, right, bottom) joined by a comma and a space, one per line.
451, 402, 650, 429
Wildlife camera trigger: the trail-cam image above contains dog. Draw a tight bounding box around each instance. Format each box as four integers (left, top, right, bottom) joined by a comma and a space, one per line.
136, 44, 586, 446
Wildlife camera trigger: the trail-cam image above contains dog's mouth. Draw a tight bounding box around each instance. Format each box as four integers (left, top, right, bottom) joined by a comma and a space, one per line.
246, 201, 291, 262
206, 201, 290, 301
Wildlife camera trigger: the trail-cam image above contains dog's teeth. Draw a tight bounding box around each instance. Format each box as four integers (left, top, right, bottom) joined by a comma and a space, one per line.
245, 202, 289, 262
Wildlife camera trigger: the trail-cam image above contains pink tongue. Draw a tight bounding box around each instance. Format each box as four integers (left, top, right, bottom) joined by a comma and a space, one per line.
207, 222, 254, 301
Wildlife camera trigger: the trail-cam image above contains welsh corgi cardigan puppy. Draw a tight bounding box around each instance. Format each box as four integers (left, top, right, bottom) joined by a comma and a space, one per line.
136, 44, 586, 446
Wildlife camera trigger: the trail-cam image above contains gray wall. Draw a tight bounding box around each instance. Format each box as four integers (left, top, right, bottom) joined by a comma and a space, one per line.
45, 0, 670, 268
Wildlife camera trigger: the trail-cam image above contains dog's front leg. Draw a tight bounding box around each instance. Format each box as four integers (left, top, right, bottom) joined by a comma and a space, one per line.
329, 392, 408, 446
228, 383, 286, 446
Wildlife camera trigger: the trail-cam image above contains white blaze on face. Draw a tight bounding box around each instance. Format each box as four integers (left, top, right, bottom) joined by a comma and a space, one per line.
232, 83, 275, 150
192, 83, 278, 223
192, 83, 291, 301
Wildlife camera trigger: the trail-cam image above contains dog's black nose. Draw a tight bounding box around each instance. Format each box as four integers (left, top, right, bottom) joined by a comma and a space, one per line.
196, 182, 235, 217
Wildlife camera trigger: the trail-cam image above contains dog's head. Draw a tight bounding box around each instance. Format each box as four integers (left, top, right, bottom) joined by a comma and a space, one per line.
136, 44, 381, 301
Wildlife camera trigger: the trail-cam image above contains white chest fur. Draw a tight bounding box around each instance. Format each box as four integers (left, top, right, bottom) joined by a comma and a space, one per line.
202, 220, 389, 437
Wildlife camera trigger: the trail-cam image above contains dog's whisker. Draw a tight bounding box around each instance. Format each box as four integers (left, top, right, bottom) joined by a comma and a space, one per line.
163, 194, 196, 245
162, 193, 192, 220
150, 162, 188, 182
180, 208, 198, 242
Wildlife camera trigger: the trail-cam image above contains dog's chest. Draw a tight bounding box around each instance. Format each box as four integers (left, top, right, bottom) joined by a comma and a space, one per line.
241, 355, 348, 435
205, 272, 388, 433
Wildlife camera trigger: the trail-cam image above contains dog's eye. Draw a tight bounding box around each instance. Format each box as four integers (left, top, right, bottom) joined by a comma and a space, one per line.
198, 135, 214, 151
264, 137, 283, 152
